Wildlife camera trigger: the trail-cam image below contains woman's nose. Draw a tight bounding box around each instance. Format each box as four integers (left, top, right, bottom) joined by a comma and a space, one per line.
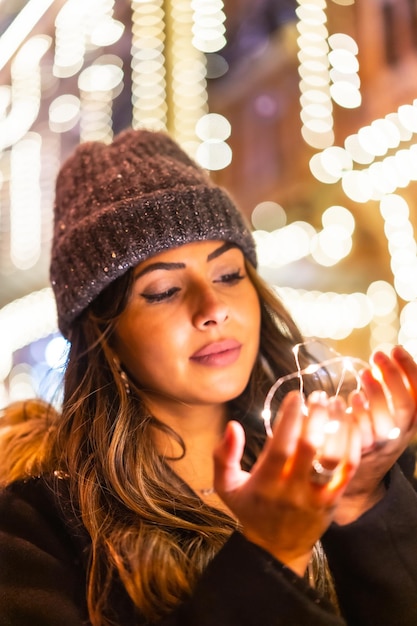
191, 285, 229, 329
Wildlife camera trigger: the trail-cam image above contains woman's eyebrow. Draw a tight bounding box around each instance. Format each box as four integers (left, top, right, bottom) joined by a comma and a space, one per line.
134, 261, 185, 280
134, 243, 238, 280
207, 242, 238, 261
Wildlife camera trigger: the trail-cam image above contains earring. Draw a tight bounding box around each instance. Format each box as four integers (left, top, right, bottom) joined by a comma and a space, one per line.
119, 369, 131, 395
113, 357, 131, 395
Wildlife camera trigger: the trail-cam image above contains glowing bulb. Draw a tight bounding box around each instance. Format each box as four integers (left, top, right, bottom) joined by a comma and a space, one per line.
342, 357, 356, 372
261, 408, 271, 421
305, 363, 321, 374
324, 420, 340, 435
388, 427, 401, 440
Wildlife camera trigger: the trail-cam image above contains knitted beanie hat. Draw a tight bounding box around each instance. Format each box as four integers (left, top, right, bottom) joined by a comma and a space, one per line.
50, 128, 257, 338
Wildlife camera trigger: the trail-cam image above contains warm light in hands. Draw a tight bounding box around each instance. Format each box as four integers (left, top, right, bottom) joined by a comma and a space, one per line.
262, 340, 401, 449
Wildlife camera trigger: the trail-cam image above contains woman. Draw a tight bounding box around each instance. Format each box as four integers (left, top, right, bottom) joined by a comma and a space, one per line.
0, 128, 416, 626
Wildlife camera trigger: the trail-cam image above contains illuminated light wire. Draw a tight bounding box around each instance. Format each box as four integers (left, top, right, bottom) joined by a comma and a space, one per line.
344, 133, 373, 164
86, 0, 124, 47
311, 100, 417, 207
326, 31, 361, 109
0, 85, 11, 120
261, 353, 365, 435
3, 0, 415, 386
379, 194, 417, 303
296, 5, 327, 25
10, 134, 42, 269
341, 104, 417, 170
195, 139, 231, 170
301, 125, 334, 149
90, 18, 125, 47
0, 35, 51, 152
53, 0, 86, 78
328, 32, 358, 55
253, 207, 354, 269
366, 281, 399, 355
296, 1, 333, 149
0, 288, 58, 383
340, 141, 417, 202
399, 302, 417, 359
273, 285, 373, 341
49, 94, 81, 133
328, 48, 359, 73
309, 145, 352, 182
253, 222, 313, 267
251, 201, 287, 231
195, 112, 231, 170
310, 223, 352, 266
79, 98, 113, 143
53, 0, 122, 78
166, 0, 210, 145
53, 5, 86, 78
330, 81, 361, 108
296, 1, 361, 146
0, 0, 55, 73
261, 338, 400, 447
131, 0, 167, 130
78, 61, 123, 142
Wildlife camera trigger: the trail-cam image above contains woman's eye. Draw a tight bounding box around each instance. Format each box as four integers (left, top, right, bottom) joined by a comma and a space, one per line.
140, 287, 180, 303
215, 271, 245, 285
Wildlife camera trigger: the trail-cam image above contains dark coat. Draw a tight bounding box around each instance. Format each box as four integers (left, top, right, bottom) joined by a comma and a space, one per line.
1, 460, 417, 626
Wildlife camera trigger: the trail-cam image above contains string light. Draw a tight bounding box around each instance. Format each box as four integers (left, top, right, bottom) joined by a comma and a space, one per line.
0, 0, 223, 404
167, 0, 209, 146
273, 286, 373, 340
191, 0, 226, 53
195, 112, 231, 170
0, 288, 58, 384
53, 0, 123, 78
1, 0, 417, 406
10, 133, 42, 270
253, 205, 355, 269
53, 0, 86, 78
328, 36, 361, 109
0, 0, 55, 73
295, 0, 417, 361
261, 339, 400, 446
131, 0, 167, 130
379, 195, 417, 303
296, 0, 333, 149
49, 94, 81, 133
78, 58, 123, 143
0, 35, 50, 152
366, 281, 399, 354
399, 302, 417, 358
8, 364, 36, 402
251, 201, 287, 231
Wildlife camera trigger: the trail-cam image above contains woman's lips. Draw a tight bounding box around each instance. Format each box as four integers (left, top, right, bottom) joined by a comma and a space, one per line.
190, 339, 242, 366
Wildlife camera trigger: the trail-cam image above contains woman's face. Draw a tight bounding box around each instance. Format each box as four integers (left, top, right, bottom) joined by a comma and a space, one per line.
113, 240, 261, 411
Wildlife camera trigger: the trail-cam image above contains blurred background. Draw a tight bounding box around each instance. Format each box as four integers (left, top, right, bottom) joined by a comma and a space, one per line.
0, 0, 417, 407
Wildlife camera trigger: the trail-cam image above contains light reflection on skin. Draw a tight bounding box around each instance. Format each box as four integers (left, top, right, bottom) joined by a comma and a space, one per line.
262, 341, 400, 450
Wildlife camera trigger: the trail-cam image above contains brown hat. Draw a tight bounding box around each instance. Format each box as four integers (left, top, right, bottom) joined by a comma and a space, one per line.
50, 128, 257, 339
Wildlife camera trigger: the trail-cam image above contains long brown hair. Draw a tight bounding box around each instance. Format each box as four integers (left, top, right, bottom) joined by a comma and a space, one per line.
0, 399, 58, 486
2, 260, 335, 624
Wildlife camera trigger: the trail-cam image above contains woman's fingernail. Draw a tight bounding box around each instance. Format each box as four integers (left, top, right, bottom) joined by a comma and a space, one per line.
393, 345, 410, 359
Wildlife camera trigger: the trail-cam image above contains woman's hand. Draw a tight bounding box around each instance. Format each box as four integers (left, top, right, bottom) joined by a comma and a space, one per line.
335, 345, 417, 524
213, 390, 361, 577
